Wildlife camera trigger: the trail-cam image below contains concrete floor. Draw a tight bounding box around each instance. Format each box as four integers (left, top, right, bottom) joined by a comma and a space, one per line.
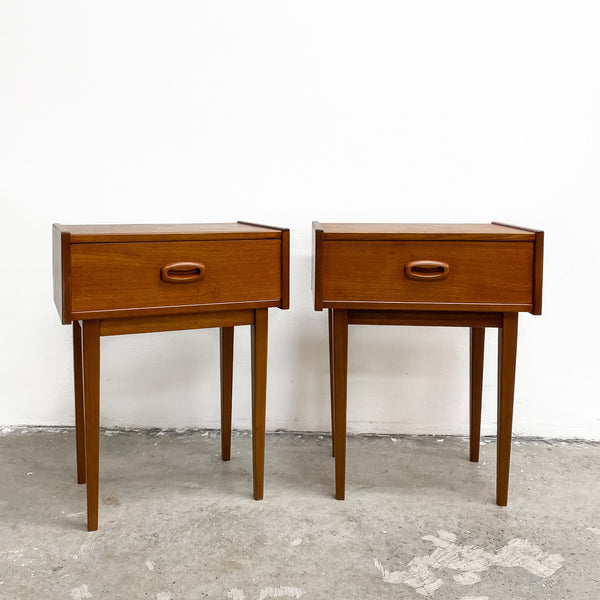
1, 429, 599, 600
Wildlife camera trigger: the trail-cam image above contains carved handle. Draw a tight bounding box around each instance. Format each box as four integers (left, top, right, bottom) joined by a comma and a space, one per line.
160, 262, 206, 283
404, 260, 450, 281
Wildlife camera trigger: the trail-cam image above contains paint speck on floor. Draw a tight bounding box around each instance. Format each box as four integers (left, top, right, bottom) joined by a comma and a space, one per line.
156, 592, 172, 600
453, 572, 482, 585
70, 584, 92, 599
258, 586, 304, 599
146, 561, 155, 571
226, 587, 304, 600
290, 538, 302, 547
375, 530, 564, 596
374, 556, 444, 596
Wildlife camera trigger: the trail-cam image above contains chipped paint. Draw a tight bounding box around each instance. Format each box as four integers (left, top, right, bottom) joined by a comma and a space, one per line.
374, 557, 443, 596
258, 587, 304, 600
227, 587, 304, 600
70, 584, 92, 599
374, 530, 563, 596
453, 572, 481, 585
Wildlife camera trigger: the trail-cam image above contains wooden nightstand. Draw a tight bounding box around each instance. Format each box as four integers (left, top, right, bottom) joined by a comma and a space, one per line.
53, 222, 289, 530
313, 222, 544, 505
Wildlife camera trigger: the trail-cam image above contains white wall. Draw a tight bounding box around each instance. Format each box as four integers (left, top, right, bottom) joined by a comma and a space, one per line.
1, 1, 598, 439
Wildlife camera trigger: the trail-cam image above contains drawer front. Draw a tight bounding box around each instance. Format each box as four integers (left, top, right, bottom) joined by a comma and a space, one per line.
71, 240, 282, 314
322, 241, 534, 307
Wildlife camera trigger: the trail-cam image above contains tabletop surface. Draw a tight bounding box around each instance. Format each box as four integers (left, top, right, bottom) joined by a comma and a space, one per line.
54, 222, 284, 243
314, 222, 537, 241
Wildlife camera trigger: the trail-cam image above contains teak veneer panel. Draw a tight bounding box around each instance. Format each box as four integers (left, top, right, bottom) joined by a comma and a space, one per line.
71, 240, 281, 314
53, 222, 282, 243
322, 240, 533, 308
315, 222, 536, 240
54, 222, 289, 323
313, 221, 543, 314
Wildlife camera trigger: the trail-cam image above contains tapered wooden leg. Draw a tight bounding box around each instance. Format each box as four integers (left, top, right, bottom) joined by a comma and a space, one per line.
328, 309, 336, 457
251, 309, 268, 500
469, 327, 485, 462
73, 321, 86, 484
82, 319, 100, 531
497, 312, 518, 506
220, 327, 234, 462
332, 309, 349, 500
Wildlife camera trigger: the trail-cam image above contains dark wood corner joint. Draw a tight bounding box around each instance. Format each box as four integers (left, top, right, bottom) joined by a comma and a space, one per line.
312, 221, 544, 505
53, 222, 289, 531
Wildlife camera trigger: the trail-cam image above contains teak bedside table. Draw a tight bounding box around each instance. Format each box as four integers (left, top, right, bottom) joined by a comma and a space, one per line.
312, 222, 543, 505
53, 222, 289, 531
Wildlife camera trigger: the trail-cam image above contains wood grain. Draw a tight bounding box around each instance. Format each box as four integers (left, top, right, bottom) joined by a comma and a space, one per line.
99, 310, 254, 336
318, 222, 536, 240
71, 240, 282, 314
348, 310, 503, 328
62, 222, 282, 243
322, 240, 534, 309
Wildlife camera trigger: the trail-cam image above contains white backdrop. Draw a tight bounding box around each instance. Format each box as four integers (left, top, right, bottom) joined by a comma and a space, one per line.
1, 1, 599, 439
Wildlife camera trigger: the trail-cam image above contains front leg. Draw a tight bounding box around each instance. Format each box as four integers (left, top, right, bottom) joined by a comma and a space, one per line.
332, 309, 349, 500
251, 309, 268, 500
496, 312, 518, 506
82, 319, 100, 531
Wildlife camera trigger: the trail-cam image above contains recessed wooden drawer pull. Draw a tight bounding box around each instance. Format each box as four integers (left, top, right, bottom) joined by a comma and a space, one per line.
404, 260, 450, 281
160, 262, 206, 283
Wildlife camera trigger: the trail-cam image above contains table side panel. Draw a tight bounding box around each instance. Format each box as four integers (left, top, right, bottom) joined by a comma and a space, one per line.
321, 240, 534, 309
532, 230, 544, 315
312, 222, 324, 310
70, 239, 282, 314
52, 225, 72, 324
